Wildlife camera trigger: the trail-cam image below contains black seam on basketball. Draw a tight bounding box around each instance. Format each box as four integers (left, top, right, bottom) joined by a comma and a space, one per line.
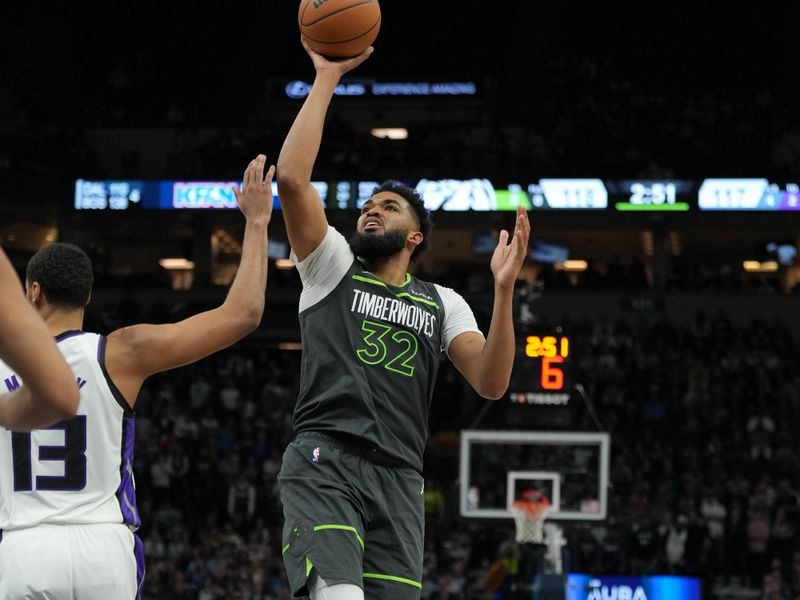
301, 0, 378, 27
303, 15, 380, 45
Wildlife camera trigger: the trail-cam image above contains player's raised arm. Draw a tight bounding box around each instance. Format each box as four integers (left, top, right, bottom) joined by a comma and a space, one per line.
276, 39, 373, 261
448, 206, 531, 399
105, 155, 275, 407
0, 249, 79, 430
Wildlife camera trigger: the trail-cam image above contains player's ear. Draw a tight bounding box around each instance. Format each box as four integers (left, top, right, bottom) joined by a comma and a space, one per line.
26, 281, 42, 306
407, 230, 423, 251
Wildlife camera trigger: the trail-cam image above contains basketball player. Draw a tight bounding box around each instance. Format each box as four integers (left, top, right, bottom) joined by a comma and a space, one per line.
0, 248, 79, 430
0, 155, 275, 599
276, 41, 530, 600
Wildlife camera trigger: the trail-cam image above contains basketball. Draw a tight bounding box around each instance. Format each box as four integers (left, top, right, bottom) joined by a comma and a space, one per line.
298, 0, 381, 58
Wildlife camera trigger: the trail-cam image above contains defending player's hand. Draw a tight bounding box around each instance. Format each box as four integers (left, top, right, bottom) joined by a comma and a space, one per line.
490, 205, 531, 290
301, 37, 373, 78
233, 154, 275, 225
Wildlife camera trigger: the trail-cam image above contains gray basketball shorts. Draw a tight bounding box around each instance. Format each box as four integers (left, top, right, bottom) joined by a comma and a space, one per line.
278, 432, 425, 599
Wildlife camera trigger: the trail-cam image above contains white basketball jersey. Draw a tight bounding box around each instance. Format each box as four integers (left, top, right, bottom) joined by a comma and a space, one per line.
0, 331, 140, 533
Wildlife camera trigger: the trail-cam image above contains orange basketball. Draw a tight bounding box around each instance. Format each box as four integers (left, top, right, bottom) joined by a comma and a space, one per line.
299, 0, 381, 59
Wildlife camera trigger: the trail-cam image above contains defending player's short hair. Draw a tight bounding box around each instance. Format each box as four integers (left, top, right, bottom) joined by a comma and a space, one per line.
26, 243, 93, 308
371, 180, 432, 259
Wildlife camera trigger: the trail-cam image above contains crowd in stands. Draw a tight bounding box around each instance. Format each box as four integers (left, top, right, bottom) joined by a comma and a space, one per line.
554, 312, 800, 600
81, 293, 800, 599
3, 56, 798, 184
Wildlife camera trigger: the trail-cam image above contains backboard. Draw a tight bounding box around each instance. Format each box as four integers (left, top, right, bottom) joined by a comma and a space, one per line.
459, 430, 610, 521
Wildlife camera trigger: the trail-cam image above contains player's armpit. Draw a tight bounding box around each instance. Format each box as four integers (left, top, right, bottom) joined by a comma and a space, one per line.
104, 307, 260, 406
448, 331, 506, 400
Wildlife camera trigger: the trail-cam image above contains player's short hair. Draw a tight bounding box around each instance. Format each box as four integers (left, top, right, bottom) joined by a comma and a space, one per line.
26, 243, 93, 309
371, 180, 432, 259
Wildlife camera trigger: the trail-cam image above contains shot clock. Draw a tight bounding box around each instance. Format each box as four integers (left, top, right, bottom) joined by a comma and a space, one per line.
509, 334, 572, 406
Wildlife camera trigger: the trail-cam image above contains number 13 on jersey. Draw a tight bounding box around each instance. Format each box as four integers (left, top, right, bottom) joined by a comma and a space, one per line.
12, 416, 88, 492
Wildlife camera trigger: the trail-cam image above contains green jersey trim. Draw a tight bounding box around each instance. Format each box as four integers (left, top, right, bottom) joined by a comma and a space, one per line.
351, 274, 387, 288
396, 292, 440, 309
351, 272, 413, 288
363, 572, 423, 589
306, 557, 314, 577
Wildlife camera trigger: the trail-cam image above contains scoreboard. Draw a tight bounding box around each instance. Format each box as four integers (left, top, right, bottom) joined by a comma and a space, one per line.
74, 177, 800, 213
509, 334, 572, 406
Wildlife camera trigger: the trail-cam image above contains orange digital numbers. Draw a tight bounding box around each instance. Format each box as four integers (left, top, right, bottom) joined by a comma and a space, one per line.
524, 335, 571, 392
541, 356, 565, 390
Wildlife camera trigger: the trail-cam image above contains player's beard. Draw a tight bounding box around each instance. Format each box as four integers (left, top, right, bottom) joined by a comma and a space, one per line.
348, 229, 407, 260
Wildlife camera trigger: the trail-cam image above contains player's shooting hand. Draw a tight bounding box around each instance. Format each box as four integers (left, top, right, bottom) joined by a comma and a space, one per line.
232, 154, 275, 225
302, 37, 373, 78
490, 206, 531, 290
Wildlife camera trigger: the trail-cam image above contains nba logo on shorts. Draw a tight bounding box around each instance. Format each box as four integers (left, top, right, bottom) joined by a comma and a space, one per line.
311, 447, 321, 463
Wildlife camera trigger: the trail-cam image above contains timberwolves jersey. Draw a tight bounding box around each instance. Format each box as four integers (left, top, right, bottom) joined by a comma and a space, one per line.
0, 331, 139, 533
292, 227, 483, 471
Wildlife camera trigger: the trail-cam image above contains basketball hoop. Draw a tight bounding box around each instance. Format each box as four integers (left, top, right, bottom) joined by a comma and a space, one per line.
510, 499, 553, 544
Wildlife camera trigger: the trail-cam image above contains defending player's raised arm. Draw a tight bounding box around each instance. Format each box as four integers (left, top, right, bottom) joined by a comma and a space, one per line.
448, 206, 531, 399
276, 38, 373, 261
105, 156, 274, 406
0, 249, 79, 430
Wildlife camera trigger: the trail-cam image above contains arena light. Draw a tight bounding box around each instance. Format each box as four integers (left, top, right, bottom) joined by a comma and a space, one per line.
556, 260, 589, 272
278, 342, 303, 351
371, 128, 408, 140
159, 258, 195, 270
761, 261, 779, 271
275, 259, 295, 270
743, 260, 779, 272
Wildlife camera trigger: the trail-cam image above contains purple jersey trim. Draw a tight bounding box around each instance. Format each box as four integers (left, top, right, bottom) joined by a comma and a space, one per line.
54, 330, 86, 343
96, 335, 134, 415
115, 415, 141, 530
134, 533, 145, 599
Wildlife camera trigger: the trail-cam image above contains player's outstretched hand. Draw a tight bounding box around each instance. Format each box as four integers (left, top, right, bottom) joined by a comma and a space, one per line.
490, 205, 531, 290
233, 154, 275, 225
302, 36, 373, 78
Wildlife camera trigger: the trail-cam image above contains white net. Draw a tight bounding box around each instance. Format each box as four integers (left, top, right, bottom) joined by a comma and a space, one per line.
510, 502, 553, 544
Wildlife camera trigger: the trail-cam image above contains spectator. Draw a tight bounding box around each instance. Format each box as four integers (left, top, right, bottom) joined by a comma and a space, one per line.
664, 513, 689, 572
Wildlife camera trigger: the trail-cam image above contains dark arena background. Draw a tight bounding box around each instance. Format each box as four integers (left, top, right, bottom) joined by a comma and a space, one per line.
2, 1, 800, 598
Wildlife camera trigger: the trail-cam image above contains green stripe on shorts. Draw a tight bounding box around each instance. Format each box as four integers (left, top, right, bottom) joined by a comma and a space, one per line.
283, 524, 364, 555
313, 524, 365, 550
363, 572, 423, 589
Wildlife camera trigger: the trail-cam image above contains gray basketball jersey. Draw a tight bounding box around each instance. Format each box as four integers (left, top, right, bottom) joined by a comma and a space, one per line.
0, 331, 139, 533
292, 227, 483, 471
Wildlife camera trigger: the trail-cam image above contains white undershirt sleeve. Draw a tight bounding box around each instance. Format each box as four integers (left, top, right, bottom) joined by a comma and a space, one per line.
291, 226, 354, 313
434, 284, 484, 352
